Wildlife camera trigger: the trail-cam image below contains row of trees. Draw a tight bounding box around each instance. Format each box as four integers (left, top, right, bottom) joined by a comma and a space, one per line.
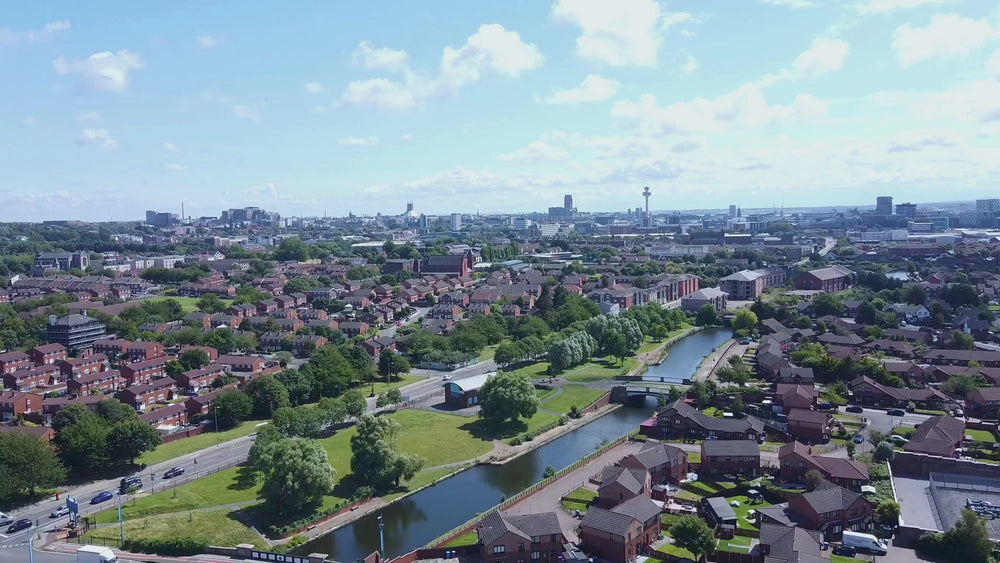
547, 331, 598, 372
53, 400, 162, 474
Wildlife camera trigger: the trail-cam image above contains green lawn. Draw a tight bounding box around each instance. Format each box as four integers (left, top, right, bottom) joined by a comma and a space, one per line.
87, 509, 266, 549
145, 296, 233, 314
687, 451, 700, 463
561, 487, 598, 511
656, 542, 695, 560
967, 429, 997, 444
478, 345, 498, 361
717, 535, 753, 553
726, 495, 771, 530
675, 489, 702, 502
137, 420, 268, 466
367, 374, 421, 396
511, 357, 638, 383
541, 385, 606, 414
535, 388, 558, 402
831, 556, 858, 563
443, 530, 479, 548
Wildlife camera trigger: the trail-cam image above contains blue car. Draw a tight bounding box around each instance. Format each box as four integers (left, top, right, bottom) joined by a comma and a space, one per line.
90, 491, 114, 504
853, 435, 865, 444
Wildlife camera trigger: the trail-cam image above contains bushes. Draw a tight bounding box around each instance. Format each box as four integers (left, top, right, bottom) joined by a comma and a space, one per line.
123, 537, 207, 556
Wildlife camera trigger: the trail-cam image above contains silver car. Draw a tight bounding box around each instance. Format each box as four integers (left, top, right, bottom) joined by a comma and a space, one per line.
50, 505, 70, 518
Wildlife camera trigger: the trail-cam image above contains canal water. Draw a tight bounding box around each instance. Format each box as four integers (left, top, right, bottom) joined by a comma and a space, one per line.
641, 328, 732, 383
298, 329, 729, 561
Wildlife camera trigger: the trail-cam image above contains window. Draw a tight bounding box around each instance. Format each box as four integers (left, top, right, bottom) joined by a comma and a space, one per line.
493, 546, 505, 554
518, 543, 524, 552
531, 536, 540, 543
550, 535, 558, 543
531, 553, 541, 560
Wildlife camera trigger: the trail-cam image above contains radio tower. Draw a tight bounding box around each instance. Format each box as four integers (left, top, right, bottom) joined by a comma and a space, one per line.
642, 186, 651, 216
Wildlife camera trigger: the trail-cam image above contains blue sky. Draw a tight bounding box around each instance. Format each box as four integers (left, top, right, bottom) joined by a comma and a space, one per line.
3, 0, 1000, 221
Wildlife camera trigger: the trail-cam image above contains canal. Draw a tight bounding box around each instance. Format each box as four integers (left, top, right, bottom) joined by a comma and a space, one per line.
299, 329, 729, 561
641, 328, 732, 383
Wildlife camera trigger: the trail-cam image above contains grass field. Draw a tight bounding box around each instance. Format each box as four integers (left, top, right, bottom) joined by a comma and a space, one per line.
88, 509, 266, 549
367, 375, 421, 396
560, 487, 598, 511
717, 535, 753, 553
145, 296, 233, 314
479, 345, 498, 361
536, 387, 558, 402
443, 530, 479, 547
137, 420, 268, 466
726, 494, 771, 530
967, 429, 997, 443
657, 542, 695, 560
541, 385, 605, 414
511, 357, 638, 383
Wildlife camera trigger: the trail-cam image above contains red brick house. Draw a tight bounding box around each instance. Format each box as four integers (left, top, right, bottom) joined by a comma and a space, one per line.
0, 390, 43, 421
618, 442, 689, 485
216, 355, 266, 373
120, 356, 168, 386
184, 385, 237, 417
774, 384, 817, 411
174, 364, 228, 391
597, 465, 651, 509
787, 409, 834, 444
41, 394, 103, 422
0, 424, 55, 445
968, 387, 1000, 419
903, 415, 965, 457
127, 341, 165, 362
784, 482, 873, 538
477, 511, 567, 563
179, 345, 219, 362
67, 369, 124, 396
58, 355, 108, 380
292, 335, 327, 357
116, 378, 176, 410
579, 496, 662, 563
794, 266, 853, 292
140, 402, 188, 430
28, 343, 68, 366
339, 321, 370, 337
0, 351, 31, 375
700, 440, 760, 478
778, 441, 869, 490
92, 338, 131, 360
2, 364, 60, 391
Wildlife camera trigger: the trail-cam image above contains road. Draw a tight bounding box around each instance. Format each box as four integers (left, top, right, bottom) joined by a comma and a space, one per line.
852, 407, 932, 453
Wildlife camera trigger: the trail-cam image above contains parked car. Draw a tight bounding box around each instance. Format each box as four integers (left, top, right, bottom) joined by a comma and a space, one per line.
49, 505, 70, 518
832, 545, 857, 557
853, 434, 865, 444
6, 518, 32, 534
953, 408, 964, 417
890, 435, 909, 445
163, 466, 185, 479
90, 491, 114, 504
0, 511, 12, 526
846, 405, 864, 413
887, 409, 906, 417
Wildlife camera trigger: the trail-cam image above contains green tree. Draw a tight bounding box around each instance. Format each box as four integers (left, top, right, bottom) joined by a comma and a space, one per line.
106, 419, 162, 465
95, 399, 138, 424
272, 405, 326, 438
210, 390, 252, 429
342, 388, 368, 419
0, 432, 67, 501
276, 368, 316, 406
949, 330, 974, 350
669, 515, 716, 561
196, 294, 227, 314
904, 285, 927, 306
479, 371, 540, 425
53, 407, 109, 474
942, 509, 993, 563
273, 238, 311, 262
875, 501, 901, 526
376, 387, 404, 409
243, 376, 291, 418
695, 304, 719, 327
165, 359, 185, 377
731, 309, 758, 334
247, 424, 282, 478
318, 397, 348, 426
378, 350, 411, 379
179, 349, 210, 371
301, 345, 356, 397
873, 441, 895, 462
350, 413, 425, 489
846, 441, 856, 460
804, 469, 825, 491
259, 438, 336, 516
732, 393, 744, 417
813, 293, 845, 317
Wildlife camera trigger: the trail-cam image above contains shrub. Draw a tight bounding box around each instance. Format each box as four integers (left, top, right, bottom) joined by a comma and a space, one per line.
558, 415, 569, 426
123, 537, 208, 556
509, 436, 523, 446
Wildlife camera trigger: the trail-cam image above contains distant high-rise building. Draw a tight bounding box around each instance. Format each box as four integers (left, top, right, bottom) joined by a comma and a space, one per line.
145, 210, 177, 227
564, 194, 573, 212
418, 214, 428, 230
895, 202, 917, 219
450, 213, 462, 231
875, 196, 893, 216
729, 204, 737, 219
977, 199, 1000, 213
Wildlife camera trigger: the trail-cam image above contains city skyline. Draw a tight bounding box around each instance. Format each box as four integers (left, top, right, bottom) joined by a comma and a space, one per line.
4, 1, 1000, 221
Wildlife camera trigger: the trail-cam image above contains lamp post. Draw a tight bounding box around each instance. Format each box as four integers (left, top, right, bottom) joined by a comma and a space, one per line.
27, 532, 34, 563
117, 492, 124, 547
378, 514, 385, 557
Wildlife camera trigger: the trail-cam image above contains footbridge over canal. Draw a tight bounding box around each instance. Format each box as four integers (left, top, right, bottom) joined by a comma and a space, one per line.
611, 383, 686, 404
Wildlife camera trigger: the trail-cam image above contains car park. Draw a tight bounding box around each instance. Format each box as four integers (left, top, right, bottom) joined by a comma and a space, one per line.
91, 491, 114, 504
50, 505, 70, 518
846, 405, 864, 413
6, 518, 32, 534
163, 466, 185, 479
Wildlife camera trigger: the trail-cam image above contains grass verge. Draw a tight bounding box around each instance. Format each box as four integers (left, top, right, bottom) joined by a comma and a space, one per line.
541, 385, 605, 414
138, 419, 267, 466
87, 509, 266, 549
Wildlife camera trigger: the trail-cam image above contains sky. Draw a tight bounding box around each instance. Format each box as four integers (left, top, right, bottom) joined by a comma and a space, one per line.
3, 1, 1000, 222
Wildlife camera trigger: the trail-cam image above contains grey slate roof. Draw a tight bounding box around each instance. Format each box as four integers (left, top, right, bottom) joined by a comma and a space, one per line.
580, 506, 636, 537
611, 495, 661, 523
702, 439, 760, 457
599, 465, 647, 495
477, 511, 562, 545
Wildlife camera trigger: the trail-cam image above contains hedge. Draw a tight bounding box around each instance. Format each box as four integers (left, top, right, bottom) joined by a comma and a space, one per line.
123, 537, 208, 556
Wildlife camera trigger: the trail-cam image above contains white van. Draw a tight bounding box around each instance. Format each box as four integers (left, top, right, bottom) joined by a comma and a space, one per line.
842, 531, 888, 555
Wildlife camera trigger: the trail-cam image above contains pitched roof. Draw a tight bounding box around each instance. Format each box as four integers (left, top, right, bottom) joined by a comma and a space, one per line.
805, 266, 854, 281
611, 495, 661, 523
599, 465, 647, 495
702, 439, 760, 457
787, 408, 830, 425
905, 415, 965, 456
580, 506, 637, 537
624, 441, 686, 470
797, 482, 864, 515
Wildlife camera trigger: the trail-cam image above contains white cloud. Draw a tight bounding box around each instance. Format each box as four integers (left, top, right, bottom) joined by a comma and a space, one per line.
761, 0, 818, 7
542, 74, 620, 105
672, 140, 702, 152
887, 128, 963, 152
165, 162, 186, 171
552, 0, 664, 66
498, 140, 569, 162
21, 116, 37, 126
337, 135, 379, 147
232, 105, 261, 122
351, 40, 409, 72
0, 20, 70, 46
196, 35, 218, 49
304, 82, 324, 94
312, 105, 329, 114
681, 55, 699, 74
611, 84, 826, 136
400, 133, 415, 142
76, 128, 117, 150
793, 37, 850, 77
661, 12, 693, 31
987, 48, 1000, 80
76, 111, 100, 123
163, 142, 179, 152
857, 0, 943, 15
339, 24, 542, 111
53, 50, 145, 92
892, 13, 997, 67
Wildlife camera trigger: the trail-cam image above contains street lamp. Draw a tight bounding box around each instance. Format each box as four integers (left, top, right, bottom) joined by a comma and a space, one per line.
117, 492, 124, 548
378, 514, 385, 557
27, 531, 34, 563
